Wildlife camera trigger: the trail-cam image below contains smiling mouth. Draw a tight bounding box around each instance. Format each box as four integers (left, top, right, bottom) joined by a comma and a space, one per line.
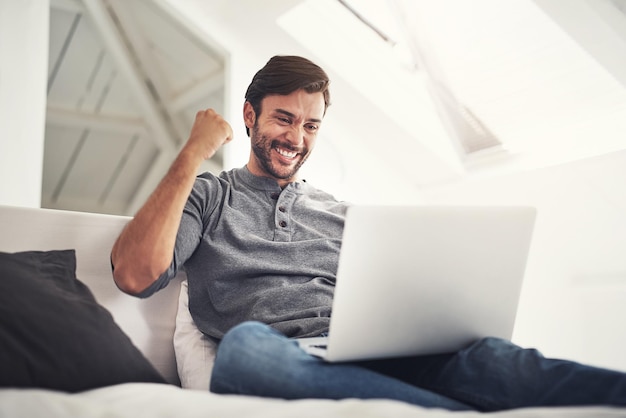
274, 146, 299, 160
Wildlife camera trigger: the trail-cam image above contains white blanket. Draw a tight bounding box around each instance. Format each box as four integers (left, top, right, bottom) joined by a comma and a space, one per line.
0, 384, 624, 418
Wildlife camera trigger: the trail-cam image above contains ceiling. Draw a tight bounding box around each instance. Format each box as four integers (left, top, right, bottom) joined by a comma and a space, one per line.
43, 0, 626, 215
44, 0, 226, 215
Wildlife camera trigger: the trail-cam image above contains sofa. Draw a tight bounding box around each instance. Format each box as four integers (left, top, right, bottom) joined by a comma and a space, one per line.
0, 204, 623, 417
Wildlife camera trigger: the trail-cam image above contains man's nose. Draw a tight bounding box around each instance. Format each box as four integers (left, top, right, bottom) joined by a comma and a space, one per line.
284, 125, 305, 146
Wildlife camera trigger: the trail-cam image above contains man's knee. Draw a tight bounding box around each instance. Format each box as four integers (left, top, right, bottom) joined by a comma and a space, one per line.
214, 321, 280, 371
210, 321, 303, 394
220, 321, 274, 349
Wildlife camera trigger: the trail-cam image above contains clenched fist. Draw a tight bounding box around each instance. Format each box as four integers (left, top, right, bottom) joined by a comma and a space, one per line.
185, 109, 234, 161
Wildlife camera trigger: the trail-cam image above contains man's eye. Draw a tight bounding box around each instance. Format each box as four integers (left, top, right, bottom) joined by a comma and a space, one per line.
278, 117, 291, 124
306, 124, 319, 132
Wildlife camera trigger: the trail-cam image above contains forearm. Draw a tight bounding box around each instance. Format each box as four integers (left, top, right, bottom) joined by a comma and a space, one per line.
111, 148, 203, 294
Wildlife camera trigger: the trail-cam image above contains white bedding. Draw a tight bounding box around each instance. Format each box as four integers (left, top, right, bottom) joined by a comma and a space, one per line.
0, 383, 624, 418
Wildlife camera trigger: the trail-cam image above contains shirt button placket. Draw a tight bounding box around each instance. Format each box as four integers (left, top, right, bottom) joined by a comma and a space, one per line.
275, 192, 294, 241
278, 201, 289, 229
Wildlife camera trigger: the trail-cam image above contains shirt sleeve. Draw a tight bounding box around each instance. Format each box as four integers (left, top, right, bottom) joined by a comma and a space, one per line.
135, 174, 221, 298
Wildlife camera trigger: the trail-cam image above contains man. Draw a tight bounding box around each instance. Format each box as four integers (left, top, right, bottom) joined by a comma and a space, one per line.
112, 55, 625, 411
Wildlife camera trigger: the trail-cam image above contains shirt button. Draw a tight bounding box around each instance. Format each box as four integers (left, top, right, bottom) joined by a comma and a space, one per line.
278, 206, 286, 212
279, 221, 287, 228
270, 193, 280, 200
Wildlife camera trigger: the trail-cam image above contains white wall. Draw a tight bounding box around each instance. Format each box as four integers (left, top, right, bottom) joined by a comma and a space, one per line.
0, 0, 50, 208
420, 150, 626, 372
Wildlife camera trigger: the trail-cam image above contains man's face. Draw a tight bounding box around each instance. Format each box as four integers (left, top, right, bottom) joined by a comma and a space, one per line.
245, 89, 325, 187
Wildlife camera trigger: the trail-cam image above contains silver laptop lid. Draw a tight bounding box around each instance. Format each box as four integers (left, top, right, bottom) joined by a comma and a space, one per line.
325, 205, 537, 362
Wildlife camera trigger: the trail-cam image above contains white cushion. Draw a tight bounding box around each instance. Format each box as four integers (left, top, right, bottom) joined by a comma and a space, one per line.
173, 280, 217, 390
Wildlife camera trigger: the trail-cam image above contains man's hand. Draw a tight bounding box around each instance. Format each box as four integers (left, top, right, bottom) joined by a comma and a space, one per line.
184, 109, 234, 161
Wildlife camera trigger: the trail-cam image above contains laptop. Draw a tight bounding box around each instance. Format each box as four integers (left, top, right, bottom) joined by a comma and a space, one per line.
296, 205, 537, 362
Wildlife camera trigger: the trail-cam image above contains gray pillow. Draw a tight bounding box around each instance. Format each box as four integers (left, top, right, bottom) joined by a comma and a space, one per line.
0, 249, 166, 392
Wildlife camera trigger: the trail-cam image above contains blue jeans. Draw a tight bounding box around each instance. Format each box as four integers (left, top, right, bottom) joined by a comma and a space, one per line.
210, 321, 626, 411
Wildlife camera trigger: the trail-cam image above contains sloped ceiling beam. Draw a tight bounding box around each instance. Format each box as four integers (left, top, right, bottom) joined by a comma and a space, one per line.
105, 0, 189, 143
46, 106, 145, 134
81, 0, 176, 153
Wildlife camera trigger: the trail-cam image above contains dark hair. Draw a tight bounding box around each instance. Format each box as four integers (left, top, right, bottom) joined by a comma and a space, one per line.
244, 55, 331, 136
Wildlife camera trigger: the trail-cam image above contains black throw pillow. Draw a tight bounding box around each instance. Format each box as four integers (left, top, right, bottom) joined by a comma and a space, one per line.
0, 249, 166, 392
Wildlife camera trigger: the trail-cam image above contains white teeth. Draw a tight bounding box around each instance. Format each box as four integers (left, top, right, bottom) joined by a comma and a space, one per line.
276, 148, 297, 158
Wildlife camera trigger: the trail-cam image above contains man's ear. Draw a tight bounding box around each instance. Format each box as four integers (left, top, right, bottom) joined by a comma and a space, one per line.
243, 101, 256, 130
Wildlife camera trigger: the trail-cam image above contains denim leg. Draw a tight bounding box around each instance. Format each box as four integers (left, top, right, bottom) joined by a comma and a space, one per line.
370, 337, 626, 411
210, 321, 473, 411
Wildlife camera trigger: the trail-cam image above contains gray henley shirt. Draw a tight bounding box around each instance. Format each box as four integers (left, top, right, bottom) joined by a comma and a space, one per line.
139, 166, 349, 340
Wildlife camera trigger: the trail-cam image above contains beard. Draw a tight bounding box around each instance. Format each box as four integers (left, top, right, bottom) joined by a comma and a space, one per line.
250, 122, 311, 181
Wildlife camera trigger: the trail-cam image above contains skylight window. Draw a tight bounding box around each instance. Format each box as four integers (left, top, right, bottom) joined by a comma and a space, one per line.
337, 0, 502, 157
